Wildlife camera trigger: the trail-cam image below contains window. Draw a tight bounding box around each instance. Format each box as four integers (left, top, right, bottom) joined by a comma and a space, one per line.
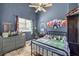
18, 17, 33, 33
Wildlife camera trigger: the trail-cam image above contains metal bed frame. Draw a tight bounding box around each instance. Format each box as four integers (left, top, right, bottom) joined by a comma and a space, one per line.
31, 31, 68, 56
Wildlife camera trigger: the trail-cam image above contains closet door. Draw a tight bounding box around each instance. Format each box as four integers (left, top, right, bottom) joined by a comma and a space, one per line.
67, 15, 79, 56
67, 15, 77, 43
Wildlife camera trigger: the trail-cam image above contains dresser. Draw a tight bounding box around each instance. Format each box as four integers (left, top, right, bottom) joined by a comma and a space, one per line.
0, 35, 26, 55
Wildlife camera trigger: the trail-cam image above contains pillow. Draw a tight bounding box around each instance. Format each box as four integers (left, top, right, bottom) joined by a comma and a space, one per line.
2, 32, 9, 38
9, 31, 18, 36
43, 35, 52, 39
51, 36, 62, 40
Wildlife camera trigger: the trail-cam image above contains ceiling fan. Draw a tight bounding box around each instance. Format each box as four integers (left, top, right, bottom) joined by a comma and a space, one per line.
29, 3, 53, 13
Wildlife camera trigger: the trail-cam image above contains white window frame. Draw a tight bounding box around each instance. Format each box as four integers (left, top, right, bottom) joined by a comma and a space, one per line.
18, 17, 33, 33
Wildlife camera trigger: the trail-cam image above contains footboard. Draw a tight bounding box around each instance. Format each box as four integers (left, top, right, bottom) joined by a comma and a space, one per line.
31, 40, 68, 56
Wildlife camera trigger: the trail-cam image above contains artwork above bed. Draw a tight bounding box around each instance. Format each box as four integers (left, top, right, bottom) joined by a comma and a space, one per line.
47, 19, 67, 32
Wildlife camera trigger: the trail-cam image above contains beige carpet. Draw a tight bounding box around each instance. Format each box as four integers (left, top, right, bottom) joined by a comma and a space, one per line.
4, 41, 31, 56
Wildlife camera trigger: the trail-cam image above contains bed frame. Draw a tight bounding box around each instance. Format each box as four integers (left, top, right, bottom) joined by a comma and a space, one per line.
31, 31, 68, 56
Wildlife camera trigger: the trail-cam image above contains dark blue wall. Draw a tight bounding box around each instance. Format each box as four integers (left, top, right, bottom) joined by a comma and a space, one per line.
1, 3, 36, 31
0, 3, 36, 40
37, 3, 68, 33
37, 3, 78, 33
0, 3, 78, 39
0, 4, 3, 33
69, 3, 78, 11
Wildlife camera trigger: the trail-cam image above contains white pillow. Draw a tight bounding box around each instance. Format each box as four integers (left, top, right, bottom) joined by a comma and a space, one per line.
2, 32, 9, 38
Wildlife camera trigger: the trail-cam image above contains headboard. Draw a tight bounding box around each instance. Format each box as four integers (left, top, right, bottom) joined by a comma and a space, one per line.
47, 31, 67, 36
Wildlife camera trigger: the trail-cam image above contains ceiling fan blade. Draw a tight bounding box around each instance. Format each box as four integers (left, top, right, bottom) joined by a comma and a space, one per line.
44, 4, 52, 7
41, 7, 46, 12
31, 3, 42, 6
35, 8, 39, 13
35, 7, 46, 13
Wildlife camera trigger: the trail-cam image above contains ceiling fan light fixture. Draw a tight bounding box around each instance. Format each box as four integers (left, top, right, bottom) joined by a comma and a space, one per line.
29, 3, 53, 13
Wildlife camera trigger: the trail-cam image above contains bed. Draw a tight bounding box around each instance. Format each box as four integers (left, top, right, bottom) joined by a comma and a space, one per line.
31, 31, 70, 56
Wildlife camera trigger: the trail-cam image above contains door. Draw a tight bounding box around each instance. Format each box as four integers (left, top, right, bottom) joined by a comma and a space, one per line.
68, 15, 77, 43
